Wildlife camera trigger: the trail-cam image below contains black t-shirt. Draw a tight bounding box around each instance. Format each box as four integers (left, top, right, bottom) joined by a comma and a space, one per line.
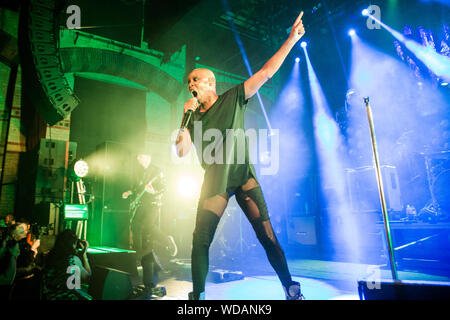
187, 83, 257, 201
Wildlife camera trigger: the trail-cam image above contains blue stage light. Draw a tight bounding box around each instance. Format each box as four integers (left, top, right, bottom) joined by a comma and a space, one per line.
362, 8, 369, 16
295, 57, 300, 63
301, 41, 307, 48
348, 29, 356, 37
303, 47, 362, 262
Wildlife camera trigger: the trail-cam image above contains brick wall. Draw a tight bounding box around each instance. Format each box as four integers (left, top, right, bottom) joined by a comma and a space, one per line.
46, 118, 71, 141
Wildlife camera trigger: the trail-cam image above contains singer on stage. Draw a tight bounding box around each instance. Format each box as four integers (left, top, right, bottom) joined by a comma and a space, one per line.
176, 12, 306, 300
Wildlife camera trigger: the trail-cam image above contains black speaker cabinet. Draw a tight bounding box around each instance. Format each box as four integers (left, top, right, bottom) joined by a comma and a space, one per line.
35, 138, 77, 203
358, 279, 450, 300
88, 266, 133, 300
90, 141, 133, 246
87, 247, 137, 277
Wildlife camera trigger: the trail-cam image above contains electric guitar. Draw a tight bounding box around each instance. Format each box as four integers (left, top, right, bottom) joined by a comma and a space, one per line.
129, 171, 165, 222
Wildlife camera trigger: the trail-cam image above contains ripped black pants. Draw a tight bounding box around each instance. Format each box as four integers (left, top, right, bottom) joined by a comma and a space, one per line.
191, 182, 293, 295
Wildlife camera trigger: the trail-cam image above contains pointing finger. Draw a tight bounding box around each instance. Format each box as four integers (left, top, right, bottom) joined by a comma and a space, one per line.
294, 11, 304, 25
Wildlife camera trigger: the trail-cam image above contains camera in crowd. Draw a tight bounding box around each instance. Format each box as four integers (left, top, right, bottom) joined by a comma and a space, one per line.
76, 239, 87, 253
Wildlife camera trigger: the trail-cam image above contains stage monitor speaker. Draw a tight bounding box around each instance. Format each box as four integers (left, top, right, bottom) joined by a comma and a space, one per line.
208, 269, 245, 283
87, 247, 137, 277
358, 279, 450, 300
88, 266, 133, 300
346, 165, 402, 213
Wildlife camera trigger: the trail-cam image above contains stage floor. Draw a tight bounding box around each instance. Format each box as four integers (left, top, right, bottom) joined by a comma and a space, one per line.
154, 275, 358, 300
134, 258, 450, 300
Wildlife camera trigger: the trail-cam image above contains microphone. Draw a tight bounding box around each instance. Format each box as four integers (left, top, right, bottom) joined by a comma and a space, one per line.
181, 91, 197, 129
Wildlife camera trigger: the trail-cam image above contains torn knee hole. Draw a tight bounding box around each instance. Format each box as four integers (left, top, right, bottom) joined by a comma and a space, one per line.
261, 231, 276, 244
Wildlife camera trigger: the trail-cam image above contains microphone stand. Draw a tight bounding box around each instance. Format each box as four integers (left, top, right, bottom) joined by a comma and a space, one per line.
363, 97, 399, 281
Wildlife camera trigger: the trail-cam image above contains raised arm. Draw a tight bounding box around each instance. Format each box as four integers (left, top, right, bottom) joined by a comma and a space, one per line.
244, 11, 305, 100
75, 240, 91, 281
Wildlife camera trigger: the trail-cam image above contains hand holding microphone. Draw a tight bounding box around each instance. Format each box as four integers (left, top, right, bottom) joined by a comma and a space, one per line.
181, 91, 199, 129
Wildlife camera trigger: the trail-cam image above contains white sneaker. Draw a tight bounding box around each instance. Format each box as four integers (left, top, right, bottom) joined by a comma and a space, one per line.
283, 281, 305, 300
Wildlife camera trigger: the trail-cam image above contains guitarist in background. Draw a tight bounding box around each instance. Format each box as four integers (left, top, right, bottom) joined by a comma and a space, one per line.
122, 152, 177, 261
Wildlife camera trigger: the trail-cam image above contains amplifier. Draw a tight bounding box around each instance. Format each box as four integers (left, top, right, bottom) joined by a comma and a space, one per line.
287, 216, 317, 245
346, 165, 402, 213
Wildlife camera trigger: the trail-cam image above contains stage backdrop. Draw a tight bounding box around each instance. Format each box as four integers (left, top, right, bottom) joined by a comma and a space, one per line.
70, 76, 147, 247
70, 76, 146, 158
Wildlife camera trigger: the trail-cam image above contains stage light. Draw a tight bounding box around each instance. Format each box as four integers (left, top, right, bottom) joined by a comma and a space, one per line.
362, 8, 369, 16
348, 29, 356, 37
301, 41, 307, 48
176, 175, 199, 199
441, 82, 449, 87
74, 160, 89, 178
295, 57, 300, 63
304, 46, 362, 263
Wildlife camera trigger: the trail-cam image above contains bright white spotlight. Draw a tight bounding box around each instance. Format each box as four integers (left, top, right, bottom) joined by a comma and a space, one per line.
348, 29, 356, 37
362, 8, 369, 16
441, 82, 449, 87
74, 160, 89, 178
301, 41, 307, 48
295, 57, 300, 63
176, 175, 199, 199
